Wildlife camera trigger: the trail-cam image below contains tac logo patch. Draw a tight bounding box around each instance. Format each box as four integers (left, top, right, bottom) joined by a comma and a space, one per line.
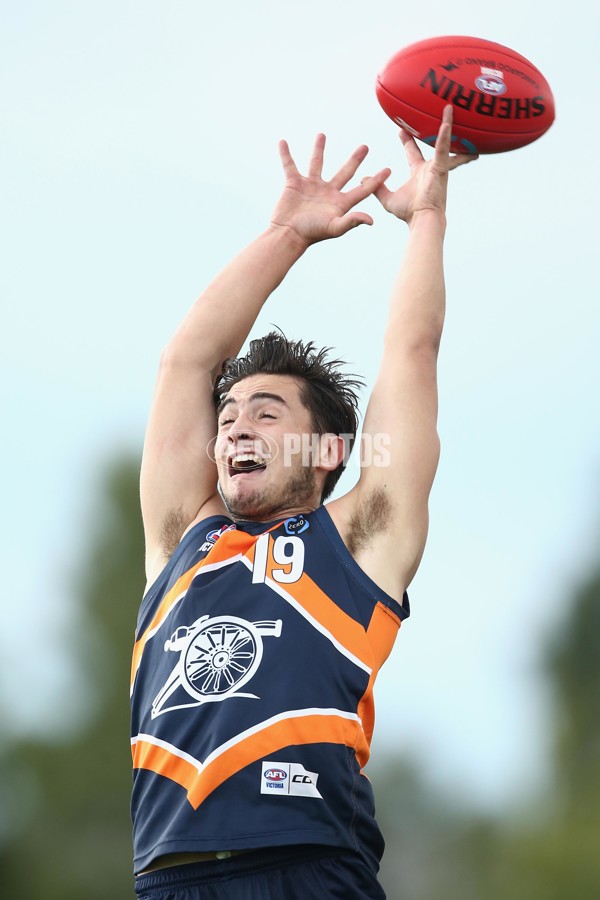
206, 523, 237, 543
198, 523, 237, 553
260, 761, 322, 798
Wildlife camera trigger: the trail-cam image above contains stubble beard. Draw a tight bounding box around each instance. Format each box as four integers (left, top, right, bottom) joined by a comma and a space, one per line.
222, 463, 317, 521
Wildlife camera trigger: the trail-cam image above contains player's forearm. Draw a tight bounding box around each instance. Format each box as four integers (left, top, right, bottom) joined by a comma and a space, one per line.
164, 225, 308, 378
385, 209, 447, 354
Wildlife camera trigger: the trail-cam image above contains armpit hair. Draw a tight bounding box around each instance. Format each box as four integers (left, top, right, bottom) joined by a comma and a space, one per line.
160, 508, 187, 559
347, 488, 393, 556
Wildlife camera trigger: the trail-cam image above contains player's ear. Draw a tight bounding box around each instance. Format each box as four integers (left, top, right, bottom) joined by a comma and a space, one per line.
315, 434, 346, 471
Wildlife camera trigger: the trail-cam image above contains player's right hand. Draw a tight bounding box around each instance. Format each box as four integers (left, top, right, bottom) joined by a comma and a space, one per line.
270, 133, 390, 246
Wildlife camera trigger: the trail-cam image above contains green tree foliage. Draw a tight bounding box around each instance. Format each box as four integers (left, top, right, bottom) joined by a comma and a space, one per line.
374, 756, 503, 900
376, 561, 600, 900
488, 568, 600, 900
548, 573, 600, 811
0, 457, 145, 899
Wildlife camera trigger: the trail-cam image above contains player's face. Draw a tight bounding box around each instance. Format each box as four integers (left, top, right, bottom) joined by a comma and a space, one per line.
214, 374, 320, 521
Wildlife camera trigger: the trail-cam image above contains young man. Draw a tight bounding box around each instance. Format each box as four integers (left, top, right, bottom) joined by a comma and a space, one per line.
131, 107, 476, 898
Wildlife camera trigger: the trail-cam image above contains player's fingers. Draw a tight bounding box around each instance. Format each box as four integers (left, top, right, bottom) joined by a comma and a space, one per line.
329, 144, 370, 189
278, 139, 299, 176
433, 105, 453, 162
371, 182, 395, 210
330, 211, 374, 236
307, 133, 326, 178
399, 129, 424, 168
346, 167, 391, 206
447, 152, 479, 170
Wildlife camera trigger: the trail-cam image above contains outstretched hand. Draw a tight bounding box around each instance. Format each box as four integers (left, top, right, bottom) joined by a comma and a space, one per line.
270, 134, 391, 246
373, 105, 477, 224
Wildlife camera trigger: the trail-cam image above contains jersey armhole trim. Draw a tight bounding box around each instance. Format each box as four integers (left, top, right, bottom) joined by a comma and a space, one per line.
316, 507, 409, 621
139, 515, 235, 619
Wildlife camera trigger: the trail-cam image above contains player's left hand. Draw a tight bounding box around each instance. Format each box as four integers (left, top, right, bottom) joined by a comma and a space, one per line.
373, 105, 477, 224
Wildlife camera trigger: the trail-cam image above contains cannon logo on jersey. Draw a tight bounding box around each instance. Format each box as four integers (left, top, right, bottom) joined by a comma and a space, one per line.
151, 614, 282, 718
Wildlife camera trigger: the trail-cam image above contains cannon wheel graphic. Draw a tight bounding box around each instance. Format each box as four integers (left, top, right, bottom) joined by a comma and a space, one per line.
151, 615, 282, 717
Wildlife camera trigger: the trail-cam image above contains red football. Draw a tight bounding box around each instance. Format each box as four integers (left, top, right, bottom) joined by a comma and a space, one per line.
376, 35, 555, 154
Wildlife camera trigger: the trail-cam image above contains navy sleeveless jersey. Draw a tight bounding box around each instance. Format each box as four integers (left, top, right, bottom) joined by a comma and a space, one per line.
130, 506, 409, 875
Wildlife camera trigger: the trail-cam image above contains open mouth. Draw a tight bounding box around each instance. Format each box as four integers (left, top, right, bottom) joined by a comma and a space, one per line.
228, 453, 271, 478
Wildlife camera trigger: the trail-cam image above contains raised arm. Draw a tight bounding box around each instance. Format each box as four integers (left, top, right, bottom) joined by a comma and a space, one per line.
141, 136, 389, 585
329, 107, 477, 600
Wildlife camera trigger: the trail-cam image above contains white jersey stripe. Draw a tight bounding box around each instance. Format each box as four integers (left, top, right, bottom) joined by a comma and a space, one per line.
238, 555, 372, 675
146, 553, 244, 644
132, 706, 363, 774
131, 553, 244, 694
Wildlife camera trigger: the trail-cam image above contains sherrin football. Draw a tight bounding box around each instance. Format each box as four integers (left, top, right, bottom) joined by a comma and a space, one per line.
376, 35, 555, 154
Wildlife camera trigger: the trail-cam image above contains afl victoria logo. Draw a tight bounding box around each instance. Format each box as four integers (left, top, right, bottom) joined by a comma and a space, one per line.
264, 768, 287, 782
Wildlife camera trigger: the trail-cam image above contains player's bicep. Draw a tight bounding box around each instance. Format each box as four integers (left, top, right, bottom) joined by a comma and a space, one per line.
358, 345, 441, 523
140, 357, 222, 556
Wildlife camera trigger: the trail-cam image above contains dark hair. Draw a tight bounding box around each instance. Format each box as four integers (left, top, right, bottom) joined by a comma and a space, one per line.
214, 331, 363, 501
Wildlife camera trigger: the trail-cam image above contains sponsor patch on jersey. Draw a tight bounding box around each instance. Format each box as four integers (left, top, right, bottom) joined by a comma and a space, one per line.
283, 515, 310, 535
207, 523, 237, 543
260, 761, 322, 798
198, 523, 237, 553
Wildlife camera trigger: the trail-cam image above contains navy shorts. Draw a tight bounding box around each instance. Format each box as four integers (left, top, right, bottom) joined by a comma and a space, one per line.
134, 845, 386, 899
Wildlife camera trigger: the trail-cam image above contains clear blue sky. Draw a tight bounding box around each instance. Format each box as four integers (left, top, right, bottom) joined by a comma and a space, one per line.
2, 0, 598, 812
